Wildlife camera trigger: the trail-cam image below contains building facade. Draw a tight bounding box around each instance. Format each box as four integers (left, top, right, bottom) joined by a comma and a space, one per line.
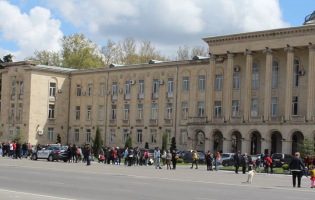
2, 24, 315, 155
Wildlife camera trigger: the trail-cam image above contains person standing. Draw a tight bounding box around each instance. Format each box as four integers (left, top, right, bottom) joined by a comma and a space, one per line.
289, 152, 306, 188
166, 150, 172, 170
72, 144, 77, 163
116, 147, 121, 165
85, 144, 91, 166
162, 149, 166, 166
264, 154, 272, 175
15, 141, 21, 159
215, 151, 221, 171
124, 147, 129, 166
143, 149, 149, 166
128, 147, 134, 166
22, 142, 28, 158
190, 150, 199, 169
135, 147, 140, 166
206, 151, 214, 171
241, 153, 249, 174
234, 151, 241, 174
67, 144, 72, 163
171, 149, 177, 170
154, 147, 162, 169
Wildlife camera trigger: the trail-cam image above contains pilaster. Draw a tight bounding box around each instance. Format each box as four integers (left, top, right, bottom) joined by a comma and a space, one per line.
244, 50, 254, 121
225, 53, 235, 121
307, 44, 315, 121
263, 48, 273, 121
284, 46, 295, 121
208, 55, 216, 122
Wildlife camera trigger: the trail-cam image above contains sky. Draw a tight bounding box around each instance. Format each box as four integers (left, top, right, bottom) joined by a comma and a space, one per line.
0, 0, 314, 62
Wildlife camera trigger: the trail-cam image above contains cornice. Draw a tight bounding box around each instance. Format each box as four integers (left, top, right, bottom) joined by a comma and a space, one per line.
203, 25, 315, 46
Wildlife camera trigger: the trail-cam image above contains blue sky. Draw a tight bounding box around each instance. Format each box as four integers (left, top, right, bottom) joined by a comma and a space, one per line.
0, 0, 314, 61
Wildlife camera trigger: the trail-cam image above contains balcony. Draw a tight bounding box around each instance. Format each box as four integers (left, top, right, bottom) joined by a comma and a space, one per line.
49, 96, 55, 101
124, 94, 130, 100
152, 93, 158, 99
122, 119, 129, 126
109, 119, 116, 126
19, 94, 23, 100
188, 117, 207, 124
213, 117, 225, 123
269, 116, 284, 123
136, 119, 143, 126
166, 92, 173, 99
290, 115, 305, 123
249, 116, 263, 123
164, 118, 173, 125
230, 116, 243, 123
138, 93, 144, 100
112, 95, 117, 101
149, 119, 158, 126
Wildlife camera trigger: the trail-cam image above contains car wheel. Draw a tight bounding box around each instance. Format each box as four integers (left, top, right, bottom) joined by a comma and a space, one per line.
32, 154, 37, 160
48, 155, 53, 162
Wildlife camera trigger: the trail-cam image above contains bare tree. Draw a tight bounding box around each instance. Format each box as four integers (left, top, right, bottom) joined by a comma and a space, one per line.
101, 39, 120, 66
121, 37, 137, 65
176, 45, 190, 61
191, 46, 208, 58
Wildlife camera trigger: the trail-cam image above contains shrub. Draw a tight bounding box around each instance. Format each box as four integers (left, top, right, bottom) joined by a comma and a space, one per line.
177, 158, 183, 163
282, 164, 289, 171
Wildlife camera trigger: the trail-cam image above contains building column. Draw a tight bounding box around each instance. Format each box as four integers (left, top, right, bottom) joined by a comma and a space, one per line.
208, 55, 216, 122
307, 44, 315, 121
225, 53, 234, 121
222, 139, 230, 153
241, 140, 250, 155
263, 48, 273, 121
284, 46, 295, 121
244, 51, 253, 121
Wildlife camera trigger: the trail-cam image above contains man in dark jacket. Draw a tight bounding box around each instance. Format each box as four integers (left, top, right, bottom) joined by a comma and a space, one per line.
289, 152, 306, 188
116, 147, 121, 165
85, 144, 91, 166
22, 142, 28, 158
234, 151, 241, 174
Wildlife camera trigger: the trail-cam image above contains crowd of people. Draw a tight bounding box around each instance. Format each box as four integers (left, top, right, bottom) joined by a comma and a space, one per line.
0, 141, 33, 159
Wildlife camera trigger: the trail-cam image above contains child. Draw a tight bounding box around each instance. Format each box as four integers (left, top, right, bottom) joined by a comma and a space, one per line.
310, 169, 315, 188
98, 152, 105, 163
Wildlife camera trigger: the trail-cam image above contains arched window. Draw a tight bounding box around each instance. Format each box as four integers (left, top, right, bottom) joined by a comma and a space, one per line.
272, 60, 279, 88
293, 58, 299, 87
252, 62, 259, 89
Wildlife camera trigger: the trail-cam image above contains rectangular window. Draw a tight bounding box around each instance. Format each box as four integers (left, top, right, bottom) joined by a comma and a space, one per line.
76, 84, 81, 96
48, 104, 55, 119
139, 80, 144, 94
271, 97, 278, 116
123, 129, 129, 143
99, 83, 105, 96
168, 78, 173, 93
153, 79, 159, 94
232, 100, 239, 117
183, 77, 189, 92
48, 128, 54, 141
11, 80, 16, 95
166, 129, 171, 143
199, 75, 205, 91
9, 128, 13, 140
111, 105, 116, 120
124, 104, 130, 120
86, 105, 91, 120
88, 84, 92, 97
293, 60, 299, 87
86, 129, 91, 142
74, 129, 79, 142
152, 103, 158, 119
138, 104, 143, 119
112, 82, 118, 95
252, 63, 259, 90
10, 103, 15, 117
214, 101, 222, 117
151, 129, 157, 144
233, 73, 240, 89
110, 129, 115, 143
75, 106, 80, 120
272, 61, 279, 88
49, 83, 56, 97
16, 126, 20, 136
215, 75, 222, 90
198, 101, 204, 117
98, 105, 104, 120
182, 102, 188, 119
137, 129, 142, 143
125, 81, 130, 95
19, 81, 23, 95
18, 103, 22, 117
251, 98, 258, 116
166, 103, 172, 119
292, 96, 298, 115
180, 130, 187, 144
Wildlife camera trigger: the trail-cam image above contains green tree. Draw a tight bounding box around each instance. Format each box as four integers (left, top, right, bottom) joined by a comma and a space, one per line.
125, 135, 132, 148
56, 134, 61, 144
92, 126, 102, 159
61, 34, 104, 69
25, 50, 62, 66
12, 132, 24, 143
162, 132, 168, 151
145, 142, 149, 149
297, 136, 315, 158
170, 137, 177, 152
3, 54, 13, 62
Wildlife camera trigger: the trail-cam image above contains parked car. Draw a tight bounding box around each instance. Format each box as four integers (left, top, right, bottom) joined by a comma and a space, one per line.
271, 153, 293, 167
183, 150, 205, 164
220, 153, 235, 165
221, 154, 255, 167
176, 150, 185, 159
32, 145, 66, 161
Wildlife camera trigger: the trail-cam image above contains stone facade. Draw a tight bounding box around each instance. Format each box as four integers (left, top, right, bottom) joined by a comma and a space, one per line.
1, 24, 315, 155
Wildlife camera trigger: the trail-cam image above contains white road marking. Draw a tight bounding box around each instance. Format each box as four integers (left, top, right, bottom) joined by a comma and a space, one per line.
197, 198, 217, 200
0, 188, 77, 200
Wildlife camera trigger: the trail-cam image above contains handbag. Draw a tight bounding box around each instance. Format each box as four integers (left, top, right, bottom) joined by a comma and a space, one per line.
175, 155, 179, 159
89, 156, 92, 161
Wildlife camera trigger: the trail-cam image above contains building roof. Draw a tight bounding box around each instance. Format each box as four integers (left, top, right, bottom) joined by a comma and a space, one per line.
304, 10, 315, 25
36, 65, 77, 72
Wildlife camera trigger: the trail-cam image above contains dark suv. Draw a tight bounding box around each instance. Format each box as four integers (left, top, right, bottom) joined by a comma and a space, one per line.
271, 153, 293, 167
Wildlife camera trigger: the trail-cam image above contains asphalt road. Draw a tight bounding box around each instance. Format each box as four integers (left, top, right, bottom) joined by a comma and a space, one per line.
0, 158, 314, 200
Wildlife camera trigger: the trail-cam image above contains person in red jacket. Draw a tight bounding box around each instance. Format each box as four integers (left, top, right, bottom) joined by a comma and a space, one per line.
304, 155, 310, 169
13, 142, 16, 159
264, 154, 272, 175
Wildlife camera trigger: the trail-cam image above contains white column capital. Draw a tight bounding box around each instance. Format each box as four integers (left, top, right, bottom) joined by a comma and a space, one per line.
244, 50, 254, 56
209, 54, 217, 61
227, 53, 235, 59
308, 44, 315, 51
263, 48, 274, 55
284, 46, 295, 53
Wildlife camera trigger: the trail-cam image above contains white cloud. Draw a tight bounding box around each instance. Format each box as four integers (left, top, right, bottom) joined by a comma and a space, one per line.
0, 1, 63, 61
47, 0, 288, 56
